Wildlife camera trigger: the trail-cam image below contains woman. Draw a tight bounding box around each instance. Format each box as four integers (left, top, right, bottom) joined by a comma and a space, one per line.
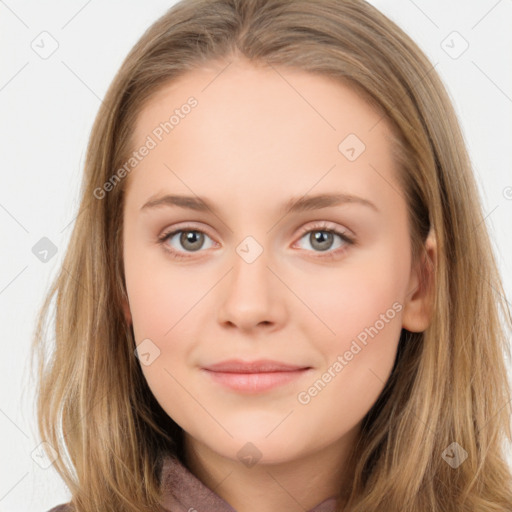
34, 0, 512, 510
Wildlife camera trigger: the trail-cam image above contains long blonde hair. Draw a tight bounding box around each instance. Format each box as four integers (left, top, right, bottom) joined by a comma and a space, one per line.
31, 0, 512, 510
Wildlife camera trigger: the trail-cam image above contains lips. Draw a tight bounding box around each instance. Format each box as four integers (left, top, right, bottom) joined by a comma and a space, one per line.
201, 359, 312, 393
202, 359, 310, 373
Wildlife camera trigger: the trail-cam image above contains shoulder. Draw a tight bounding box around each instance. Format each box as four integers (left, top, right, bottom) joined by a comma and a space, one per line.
46, 504, 73, 512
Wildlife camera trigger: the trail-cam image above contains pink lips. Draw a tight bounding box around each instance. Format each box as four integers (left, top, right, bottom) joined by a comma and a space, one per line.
201, 359, 311, 393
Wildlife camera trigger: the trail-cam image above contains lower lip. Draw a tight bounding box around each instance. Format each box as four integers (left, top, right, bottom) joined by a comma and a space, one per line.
202, 369, 311, 393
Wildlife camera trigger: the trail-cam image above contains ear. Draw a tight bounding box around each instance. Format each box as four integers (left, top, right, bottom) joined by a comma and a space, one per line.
401, 230, 436, 332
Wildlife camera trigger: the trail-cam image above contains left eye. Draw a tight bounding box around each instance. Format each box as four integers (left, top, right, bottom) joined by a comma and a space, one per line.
295, 229, 352, 253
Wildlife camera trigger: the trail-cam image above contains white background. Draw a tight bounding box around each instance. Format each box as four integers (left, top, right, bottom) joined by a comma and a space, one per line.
0, 1, 511, 510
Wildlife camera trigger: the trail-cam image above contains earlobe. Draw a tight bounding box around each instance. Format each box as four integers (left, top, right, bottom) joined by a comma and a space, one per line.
401, 230, 437, 333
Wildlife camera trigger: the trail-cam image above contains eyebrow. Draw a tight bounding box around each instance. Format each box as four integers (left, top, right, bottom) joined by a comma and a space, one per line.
140, 192, 379, 215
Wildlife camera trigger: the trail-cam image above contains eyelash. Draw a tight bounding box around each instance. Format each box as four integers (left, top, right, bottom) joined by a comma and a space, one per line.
157, 221, 355, 261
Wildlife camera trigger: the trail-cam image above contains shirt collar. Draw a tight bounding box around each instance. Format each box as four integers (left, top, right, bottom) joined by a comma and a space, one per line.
158, 453, 339, 512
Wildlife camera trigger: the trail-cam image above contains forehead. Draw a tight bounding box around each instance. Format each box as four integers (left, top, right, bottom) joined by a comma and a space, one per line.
126, 59, 399, 205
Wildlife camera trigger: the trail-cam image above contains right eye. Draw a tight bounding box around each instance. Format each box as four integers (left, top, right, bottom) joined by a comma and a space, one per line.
158, 227, 217, 259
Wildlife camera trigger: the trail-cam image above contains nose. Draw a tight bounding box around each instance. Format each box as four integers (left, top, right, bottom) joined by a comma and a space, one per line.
216, 245, 287, 333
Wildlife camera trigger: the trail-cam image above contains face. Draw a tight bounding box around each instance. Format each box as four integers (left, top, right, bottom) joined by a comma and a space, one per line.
122, 58, 426, 465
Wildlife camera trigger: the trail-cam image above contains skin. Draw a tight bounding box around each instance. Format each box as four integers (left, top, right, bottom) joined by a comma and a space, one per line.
122, 57, 435, 512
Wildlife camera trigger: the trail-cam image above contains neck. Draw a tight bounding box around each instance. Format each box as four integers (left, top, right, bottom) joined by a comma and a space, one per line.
182, 427, 359, 512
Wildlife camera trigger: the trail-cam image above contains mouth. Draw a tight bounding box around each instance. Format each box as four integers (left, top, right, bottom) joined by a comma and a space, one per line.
201, 359, 312, 393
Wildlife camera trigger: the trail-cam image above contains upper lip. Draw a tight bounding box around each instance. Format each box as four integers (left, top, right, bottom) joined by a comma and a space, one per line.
202, 359, 310, 373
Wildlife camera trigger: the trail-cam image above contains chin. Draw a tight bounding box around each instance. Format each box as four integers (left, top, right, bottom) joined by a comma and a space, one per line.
219, 431, 310, 466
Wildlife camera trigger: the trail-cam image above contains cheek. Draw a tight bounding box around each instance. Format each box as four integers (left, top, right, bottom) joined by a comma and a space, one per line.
299, 249, 407, 349
292, 250, 406, 409
294, 272, 404, 441
124, 244, 209, 341
123, 245, 213, 409
124, 252, 204, 432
